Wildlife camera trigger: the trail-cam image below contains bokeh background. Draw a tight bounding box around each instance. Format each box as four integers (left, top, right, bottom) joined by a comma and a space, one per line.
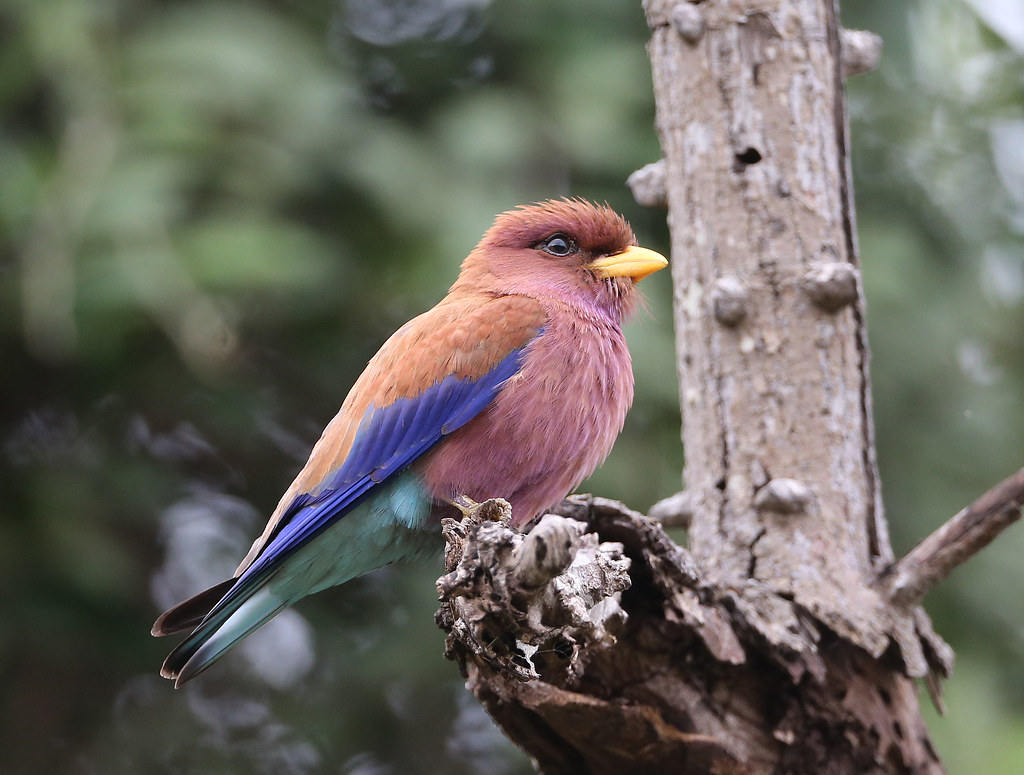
2, 0, 1022, 772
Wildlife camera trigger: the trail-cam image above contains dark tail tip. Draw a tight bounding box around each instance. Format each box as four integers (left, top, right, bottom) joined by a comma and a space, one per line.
151, 578, 235, 637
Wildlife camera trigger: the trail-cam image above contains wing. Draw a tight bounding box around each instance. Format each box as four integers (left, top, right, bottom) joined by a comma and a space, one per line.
154, 292, 546, 639
238, 292, 546, 568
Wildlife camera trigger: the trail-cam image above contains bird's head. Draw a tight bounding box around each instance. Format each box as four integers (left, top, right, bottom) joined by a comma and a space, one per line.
452, 199, 667, 321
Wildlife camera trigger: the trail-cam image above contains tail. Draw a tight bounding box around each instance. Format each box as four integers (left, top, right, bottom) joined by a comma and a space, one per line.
152, 470, 436, 686
154, 579, 288, 687
151, 579, 235, 636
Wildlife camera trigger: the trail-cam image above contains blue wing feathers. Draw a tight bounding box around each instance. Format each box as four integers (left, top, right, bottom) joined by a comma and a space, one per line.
442, 384, 498, 434
424, 380, 452, 434
438, 374, 469, 429
196, 340, 534, 627
364, 403, 400, 473
161, 339, 537, 679
414, 380, 445, 436
380, 397, 419, 474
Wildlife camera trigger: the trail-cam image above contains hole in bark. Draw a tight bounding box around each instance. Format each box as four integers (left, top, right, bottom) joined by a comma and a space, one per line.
586, 515, 665, 617
893, 721, 904, 740
553, 638, 573, 660
535, 539, 548, 562
885, 743, 903, 767
878, 686, 892, 706
922, 735, 939, 759
715, 478, 726, 491
734, 147, 763, 169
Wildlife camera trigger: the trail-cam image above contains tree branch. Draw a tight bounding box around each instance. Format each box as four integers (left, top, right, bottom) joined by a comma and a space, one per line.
879, 467, 1024, 607
437, 495, 950, 774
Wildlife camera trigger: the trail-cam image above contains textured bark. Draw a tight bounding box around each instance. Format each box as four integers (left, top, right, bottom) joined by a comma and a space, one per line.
433, 1, 1020, 772
438, 495, 951, 774
651, 0, 888, 590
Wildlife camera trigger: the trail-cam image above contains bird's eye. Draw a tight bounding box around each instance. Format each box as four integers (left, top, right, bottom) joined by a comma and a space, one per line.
540, 233, 576, 257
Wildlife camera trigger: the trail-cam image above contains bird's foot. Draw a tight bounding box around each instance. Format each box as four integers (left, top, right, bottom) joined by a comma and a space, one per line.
447, 495, 512, 524
447, 495, 481, 518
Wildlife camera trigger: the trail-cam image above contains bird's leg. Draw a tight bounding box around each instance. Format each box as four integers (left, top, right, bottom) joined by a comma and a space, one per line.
447, 494, 481, 518
447, 494, 512, 524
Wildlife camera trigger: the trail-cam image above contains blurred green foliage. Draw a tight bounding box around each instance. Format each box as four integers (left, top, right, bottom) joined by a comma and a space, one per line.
0, 0, 1021, 773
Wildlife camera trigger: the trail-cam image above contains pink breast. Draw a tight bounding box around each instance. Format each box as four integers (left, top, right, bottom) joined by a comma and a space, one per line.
417, 311, 634, 527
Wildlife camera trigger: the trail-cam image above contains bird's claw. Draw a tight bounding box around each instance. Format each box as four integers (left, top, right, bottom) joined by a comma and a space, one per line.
448, 495, 481, 518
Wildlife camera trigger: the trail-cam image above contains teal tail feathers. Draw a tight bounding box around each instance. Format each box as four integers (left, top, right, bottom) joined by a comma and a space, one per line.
154, 470, 437, 686
159, 584, 287, 688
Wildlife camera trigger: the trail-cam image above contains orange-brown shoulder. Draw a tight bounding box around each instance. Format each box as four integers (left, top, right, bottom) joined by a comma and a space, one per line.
355, 292, 547, 406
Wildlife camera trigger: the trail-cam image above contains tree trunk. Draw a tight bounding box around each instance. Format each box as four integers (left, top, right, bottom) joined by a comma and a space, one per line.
652, 0, 888, 596
435, 1, 963, 772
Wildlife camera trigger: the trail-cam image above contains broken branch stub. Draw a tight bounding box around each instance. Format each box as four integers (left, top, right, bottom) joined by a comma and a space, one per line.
436, 499, 631, 685
437, 496, 952, 774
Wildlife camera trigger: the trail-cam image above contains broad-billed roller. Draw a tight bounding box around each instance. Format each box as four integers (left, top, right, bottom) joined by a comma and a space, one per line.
153, 199, 667, 686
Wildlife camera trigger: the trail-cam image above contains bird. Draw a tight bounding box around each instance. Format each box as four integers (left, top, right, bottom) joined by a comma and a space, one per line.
152, 198, 667, 686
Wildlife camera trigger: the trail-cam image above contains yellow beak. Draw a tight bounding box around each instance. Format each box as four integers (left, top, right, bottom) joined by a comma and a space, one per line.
587, 245, 668, 282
